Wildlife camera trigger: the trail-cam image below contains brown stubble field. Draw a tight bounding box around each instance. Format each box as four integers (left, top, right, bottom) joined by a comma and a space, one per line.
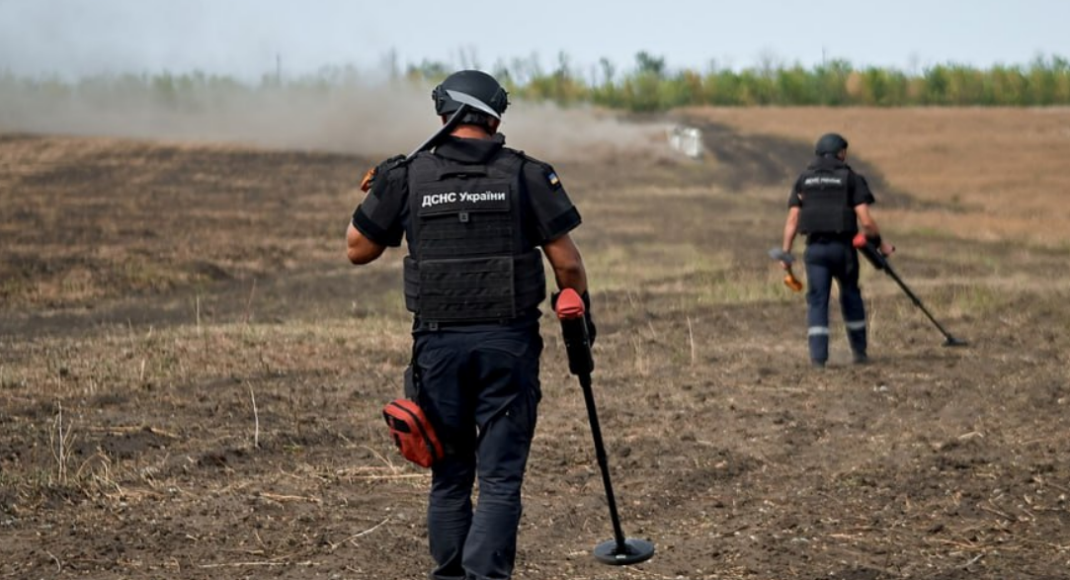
687, 107, 1070, 247
1, 107, 1069, 580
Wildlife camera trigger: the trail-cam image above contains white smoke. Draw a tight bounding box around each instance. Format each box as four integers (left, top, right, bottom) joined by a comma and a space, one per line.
0, 77, 669, 160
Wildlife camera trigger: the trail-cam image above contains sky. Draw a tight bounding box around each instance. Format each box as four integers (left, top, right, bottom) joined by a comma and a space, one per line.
2, 0, 1070, 80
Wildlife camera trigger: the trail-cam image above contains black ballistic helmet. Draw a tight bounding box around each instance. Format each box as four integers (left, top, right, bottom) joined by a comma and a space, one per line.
432, 70, 509, 117
815, 132, 849, 156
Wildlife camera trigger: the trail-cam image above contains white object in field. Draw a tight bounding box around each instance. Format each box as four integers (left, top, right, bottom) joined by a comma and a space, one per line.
667, 125, 703, 159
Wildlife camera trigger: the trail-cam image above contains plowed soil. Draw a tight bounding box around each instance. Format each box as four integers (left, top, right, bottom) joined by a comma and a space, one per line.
2, 107, 1069, 579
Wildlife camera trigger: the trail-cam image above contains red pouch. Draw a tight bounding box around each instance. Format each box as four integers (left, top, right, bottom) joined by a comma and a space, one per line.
382, 399, 444, 468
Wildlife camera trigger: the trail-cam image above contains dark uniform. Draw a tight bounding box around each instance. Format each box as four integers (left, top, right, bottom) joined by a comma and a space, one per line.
789, 154, 875, 366
352, 133, 581, 580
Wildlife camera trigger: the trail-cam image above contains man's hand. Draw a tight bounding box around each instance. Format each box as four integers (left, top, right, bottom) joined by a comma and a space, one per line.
769, 248, 794, 271
879, 241, 896, 257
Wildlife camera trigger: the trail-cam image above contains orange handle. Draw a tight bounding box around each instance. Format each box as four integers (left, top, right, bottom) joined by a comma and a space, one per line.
554, 288, 586, 320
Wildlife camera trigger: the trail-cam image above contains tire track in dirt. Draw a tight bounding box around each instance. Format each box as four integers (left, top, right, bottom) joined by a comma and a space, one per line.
682, 115, 922, 209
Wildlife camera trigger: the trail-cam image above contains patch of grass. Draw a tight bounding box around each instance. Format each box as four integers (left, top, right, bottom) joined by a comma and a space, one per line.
58, 267, 101, 301
586, 244, 734, 292
696, 268, 793, 305
904, 225, 957, 241
948, 284, 1009, 316
2, 318, 414, 401
0, 468, 52, 495
0, 275, 30, 302
120, 258, 186, 292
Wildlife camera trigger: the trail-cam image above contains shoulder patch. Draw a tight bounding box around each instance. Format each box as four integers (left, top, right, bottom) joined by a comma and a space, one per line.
359, 166, 379, 192
514, 150, 563, 190
360, 155, 408, 192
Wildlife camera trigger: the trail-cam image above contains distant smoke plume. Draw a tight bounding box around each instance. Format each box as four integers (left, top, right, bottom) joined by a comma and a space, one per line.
0, 77, 668, 160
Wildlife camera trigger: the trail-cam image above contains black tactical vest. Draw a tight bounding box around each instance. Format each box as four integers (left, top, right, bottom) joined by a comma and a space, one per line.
402, 150, 546, 323
796, 158, 857, 235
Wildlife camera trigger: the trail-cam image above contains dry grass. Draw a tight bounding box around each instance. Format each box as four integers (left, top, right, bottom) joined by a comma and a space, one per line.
0, 135, 369, 310
685, 107, 1070, 247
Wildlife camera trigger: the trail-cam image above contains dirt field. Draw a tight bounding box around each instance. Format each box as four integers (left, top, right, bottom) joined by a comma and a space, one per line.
2, 107, 1069, 580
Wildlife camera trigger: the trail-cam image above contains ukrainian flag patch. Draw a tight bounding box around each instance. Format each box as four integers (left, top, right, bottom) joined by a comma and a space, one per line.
547, 171, 560, 187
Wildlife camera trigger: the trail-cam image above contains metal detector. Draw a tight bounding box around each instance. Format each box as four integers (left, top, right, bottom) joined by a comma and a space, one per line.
854, 237, 967, 347
555, 289, 656, 566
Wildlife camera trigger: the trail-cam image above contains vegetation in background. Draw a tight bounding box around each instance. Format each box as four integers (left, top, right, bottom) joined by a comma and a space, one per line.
491, 51, 1070, 110
4, 52, 1070, 112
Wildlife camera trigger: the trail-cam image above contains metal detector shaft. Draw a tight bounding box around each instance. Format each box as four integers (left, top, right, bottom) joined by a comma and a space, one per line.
558, 304, 627, 547
880, 262, 960, 343
555, 288, 655, 565
856, 239, 966, 347
578, 372, 628, 550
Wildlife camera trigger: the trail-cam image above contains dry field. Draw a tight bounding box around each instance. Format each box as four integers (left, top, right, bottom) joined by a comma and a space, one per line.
1, 107, 1069, 580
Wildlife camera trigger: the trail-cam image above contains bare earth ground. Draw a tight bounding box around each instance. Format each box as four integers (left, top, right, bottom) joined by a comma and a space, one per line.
2, 108, 1070, 580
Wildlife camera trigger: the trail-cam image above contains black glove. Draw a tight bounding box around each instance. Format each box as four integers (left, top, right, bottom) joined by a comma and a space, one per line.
551, 290, 596, 345
581, 292, 597, 346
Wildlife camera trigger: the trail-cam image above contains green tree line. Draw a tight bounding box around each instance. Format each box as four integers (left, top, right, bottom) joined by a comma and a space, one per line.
412, 52, 1070, 111
5, 53, 1070, 112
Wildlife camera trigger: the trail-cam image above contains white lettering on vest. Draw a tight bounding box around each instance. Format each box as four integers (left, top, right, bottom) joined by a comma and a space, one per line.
421, 192, 457, 208
422, 190, 507, 208
803, 176, 844, 187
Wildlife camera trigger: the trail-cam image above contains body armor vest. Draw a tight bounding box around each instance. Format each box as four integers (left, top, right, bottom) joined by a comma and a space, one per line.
796, 159, 856, 235
402, 150, 546, 323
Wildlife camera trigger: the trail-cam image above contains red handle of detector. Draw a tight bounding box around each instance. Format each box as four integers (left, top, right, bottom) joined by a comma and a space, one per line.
555, 288, 586, 320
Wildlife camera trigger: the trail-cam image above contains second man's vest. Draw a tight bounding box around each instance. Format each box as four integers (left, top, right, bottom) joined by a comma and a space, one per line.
797, 159, 856, 235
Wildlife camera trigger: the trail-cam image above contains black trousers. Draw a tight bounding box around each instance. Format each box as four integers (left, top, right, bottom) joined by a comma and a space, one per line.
804, 239, 868, 363
413, 321, 543, 580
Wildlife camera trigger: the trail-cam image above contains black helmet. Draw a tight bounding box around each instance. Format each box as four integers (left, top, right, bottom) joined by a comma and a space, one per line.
432, 70, 509, 117
815, 133, 849, 156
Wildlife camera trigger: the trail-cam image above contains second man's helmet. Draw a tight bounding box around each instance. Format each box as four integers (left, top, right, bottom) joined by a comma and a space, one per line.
815, 133, 849, 156
432, 70, 510, 117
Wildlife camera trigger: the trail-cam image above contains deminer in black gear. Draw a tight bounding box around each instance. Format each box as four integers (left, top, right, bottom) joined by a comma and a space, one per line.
346, 70, 594, 580
779, 133, 895, 368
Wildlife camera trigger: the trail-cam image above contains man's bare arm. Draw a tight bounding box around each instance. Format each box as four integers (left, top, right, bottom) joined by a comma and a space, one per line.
854, 203, 880, 238
782, 206, 800, 254
542, 233, 587, 293
346, 222, 387, 265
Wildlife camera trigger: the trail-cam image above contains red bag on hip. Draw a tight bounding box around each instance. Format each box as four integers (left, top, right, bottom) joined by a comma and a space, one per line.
382, 399, 443, 468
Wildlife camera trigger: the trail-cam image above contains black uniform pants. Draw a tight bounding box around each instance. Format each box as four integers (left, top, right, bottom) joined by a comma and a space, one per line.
413, 321, 543, 580
804, 239, 868, 363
